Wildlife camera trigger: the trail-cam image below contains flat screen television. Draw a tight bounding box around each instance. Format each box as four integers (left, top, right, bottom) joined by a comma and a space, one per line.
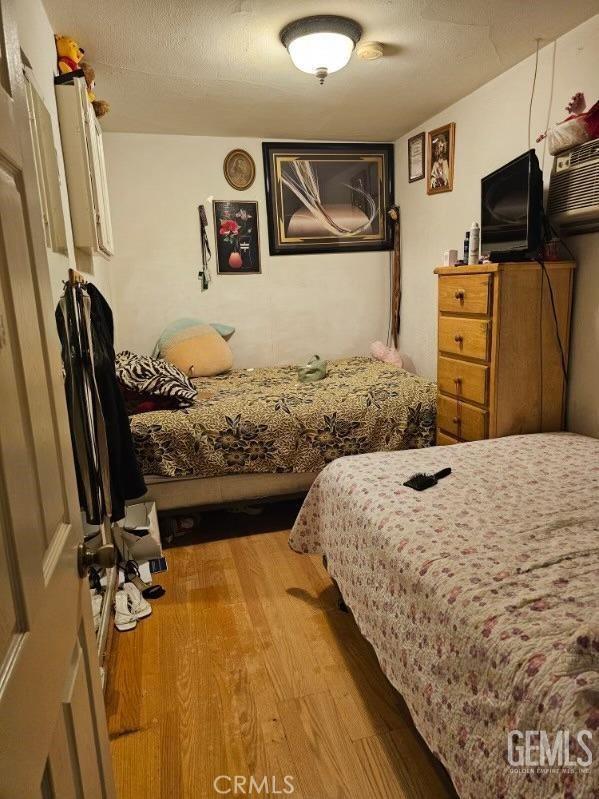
481, 149, 543, 259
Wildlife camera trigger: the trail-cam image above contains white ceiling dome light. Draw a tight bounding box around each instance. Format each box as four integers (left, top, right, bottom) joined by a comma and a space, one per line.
280, 15, 363, 85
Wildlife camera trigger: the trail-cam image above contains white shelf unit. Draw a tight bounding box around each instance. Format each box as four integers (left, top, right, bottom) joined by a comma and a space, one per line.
56, 77, 114, 266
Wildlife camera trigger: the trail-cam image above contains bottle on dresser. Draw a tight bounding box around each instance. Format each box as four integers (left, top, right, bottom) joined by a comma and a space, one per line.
468, 222, 480, 265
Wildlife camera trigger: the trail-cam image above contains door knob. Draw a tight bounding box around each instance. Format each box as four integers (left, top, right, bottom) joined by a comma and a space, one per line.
78, 542, 116, 577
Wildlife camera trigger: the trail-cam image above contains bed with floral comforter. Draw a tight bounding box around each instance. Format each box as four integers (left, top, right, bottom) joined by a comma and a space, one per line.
289, 433, 599, 799
129, 357, 436, 478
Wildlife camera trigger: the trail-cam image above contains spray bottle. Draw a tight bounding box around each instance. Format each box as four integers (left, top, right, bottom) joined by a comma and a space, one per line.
468, 222, 480, 265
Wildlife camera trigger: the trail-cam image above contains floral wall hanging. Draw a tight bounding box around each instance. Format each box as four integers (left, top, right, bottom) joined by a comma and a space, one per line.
213, 201, 261, 274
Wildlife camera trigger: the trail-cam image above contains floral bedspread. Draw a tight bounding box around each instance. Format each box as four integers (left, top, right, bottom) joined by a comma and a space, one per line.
289, 433, 599, 799
129, 357, 436, 478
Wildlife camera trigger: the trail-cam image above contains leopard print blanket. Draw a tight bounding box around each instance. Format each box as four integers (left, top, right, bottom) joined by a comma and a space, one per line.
129, 357, 436, 478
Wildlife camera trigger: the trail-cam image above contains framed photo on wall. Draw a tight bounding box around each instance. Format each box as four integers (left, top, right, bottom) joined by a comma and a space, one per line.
213, 200, 261, 274
407, 132, 425, 182
262, 142, 394, 255
427, 123, 455, 195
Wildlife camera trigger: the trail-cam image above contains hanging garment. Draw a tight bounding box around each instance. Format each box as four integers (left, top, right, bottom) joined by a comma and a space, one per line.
56, 283, 112, 524
57, 283, 146, 522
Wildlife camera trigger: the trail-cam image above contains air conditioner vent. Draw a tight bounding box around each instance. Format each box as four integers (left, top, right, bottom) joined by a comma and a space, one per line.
547, 137, 599, 234
569, 138, 599, 166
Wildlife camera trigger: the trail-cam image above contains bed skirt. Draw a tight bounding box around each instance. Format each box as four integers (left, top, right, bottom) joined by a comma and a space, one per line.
142, 471, 317, 511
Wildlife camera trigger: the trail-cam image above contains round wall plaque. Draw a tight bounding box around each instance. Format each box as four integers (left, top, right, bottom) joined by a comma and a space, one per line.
223, 149, 256, 191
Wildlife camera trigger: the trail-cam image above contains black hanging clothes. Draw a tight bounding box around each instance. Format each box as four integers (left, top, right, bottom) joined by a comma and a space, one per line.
56, 282, 146, 523
57, 283, 111, 524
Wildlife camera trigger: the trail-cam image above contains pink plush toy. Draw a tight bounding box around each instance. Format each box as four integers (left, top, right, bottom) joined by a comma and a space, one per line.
537, 93, 599, 155
371, 341, 404, 368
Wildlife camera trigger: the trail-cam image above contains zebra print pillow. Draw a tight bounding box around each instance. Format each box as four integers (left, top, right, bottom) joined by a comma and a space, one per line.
116, 351, 197, 406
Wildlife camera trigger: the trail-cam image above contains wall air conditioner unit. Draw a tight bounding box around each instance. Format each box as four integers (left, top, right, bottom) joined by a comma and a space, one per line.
547, 137, 599, 235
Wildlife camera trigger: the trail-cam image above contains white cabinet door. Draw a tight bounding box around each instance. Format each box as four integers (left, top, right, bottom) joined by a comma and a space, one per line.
56, 78, 114, 259
87, 112, 114, 256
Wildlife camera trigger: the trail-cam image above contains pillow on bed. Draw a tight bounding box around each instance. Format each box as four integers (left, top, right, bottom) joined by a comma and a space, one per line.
152, 317, 235, 358
161, 324, 233, 377
116, 351, 197, 406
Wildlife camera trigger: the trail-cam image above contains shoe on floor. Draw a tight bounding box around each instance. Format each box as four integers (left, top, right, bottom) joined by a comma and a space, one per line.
92, 592, 103, 632
123, 582, 152, 620
114, 589, 137, 632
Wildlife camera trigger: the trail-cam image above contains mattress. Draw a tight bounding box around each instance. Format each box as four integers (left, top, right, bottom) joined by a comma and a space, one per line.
289, 433, 599, 799
129, 357, 436, 479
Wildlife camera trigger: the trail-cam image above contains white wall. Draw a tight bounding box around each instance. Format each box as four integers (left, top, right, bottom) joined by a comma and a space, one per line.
103, 134, 391, 366
14, 0, 113, 306
395, 15, 599, 438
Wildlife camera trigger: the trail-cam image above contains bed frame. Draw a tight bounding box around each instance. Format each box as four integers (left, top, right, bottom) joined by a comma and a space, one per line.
144, 471, 317, 511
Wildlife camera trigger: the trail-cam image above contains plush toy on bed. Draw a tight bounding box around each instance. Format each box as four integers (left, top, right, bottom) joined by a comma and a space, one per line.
371, 341, 404, 368
154, 318, 234, 378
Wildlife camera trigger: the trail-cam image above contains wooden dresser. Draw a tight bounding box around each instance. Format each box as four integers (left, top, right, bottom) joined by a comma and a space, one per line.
434, 261, 575, 445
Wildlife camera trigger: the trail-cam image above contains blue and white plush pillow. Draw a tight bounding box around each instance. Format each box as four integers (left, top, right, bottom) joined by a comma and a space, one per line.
152, 318, 235, 359
116, 351, 197, 406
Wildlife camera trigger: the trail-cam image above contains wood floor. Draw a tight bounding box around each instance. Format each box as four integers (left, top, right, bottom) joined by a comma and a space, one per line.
105, 503, 457, 799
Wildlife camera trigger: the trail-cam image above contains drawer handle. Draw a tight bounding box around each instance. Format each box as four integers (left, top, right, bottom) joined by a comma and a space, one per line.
454, 334, 463, 344
454, 289, 465, 300
454, 377, 462, 385
452, 416, 460, 424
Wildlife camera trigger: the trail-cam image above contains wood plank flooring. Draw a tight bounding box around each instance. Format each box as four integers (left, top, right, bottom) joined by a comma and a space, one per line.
105, 503, 457, 799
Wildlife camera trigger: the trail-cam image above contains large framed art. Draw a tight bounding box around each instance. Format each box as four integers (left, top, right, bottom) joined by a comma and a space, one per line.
262, 142, 394, 255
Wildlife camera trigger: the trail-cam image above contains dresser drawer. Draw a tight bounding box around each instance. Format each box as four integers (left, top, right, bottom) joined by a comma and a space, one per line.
438, 356, 489, 405
438, 316, 491, 361
438, 274, 491, 315
436, 430, 459, 446
438, 395, 487, 441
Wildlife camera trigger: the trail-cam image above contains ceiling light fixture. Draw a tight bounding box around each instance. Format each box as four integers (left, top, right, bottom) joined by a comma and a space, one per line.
280, 15, 362, 85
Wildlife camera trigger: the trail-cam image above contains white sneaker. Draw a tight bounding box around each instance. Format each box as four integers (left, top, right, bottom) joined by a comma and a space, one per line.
123, 582, 152, 621
114, 589, 137, 631
91, 592, 103, 632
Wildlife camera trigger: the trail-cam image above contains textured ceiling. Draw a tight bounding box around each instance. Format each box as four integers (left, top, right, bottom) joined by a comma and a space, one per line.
43, 0, 598, 140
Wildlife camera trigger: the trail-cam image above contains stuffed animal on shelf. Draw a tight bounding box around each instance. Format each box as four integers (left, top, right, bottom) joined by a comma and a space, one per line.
80, 61, 110, 118
55, 35, 85, 75
537, 92, 599, 155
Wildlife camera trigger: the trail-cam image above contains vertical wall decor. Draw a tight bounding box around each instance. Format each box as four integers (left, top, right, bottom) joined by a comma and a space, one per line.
427, 122, 455, 195
388, 206, 401, 347
213, 200, 261, 274
197, 204, 212, 290
407, 132, 425, 183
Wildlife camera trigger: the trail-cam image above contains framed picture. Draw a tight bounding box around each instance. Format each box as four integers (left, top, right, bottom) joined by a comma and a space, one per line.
213, 200, 261, 274
262, 142, 394, 255
408, 132, 425, 182
223, 149, 255, 191
427, 123, 455, 195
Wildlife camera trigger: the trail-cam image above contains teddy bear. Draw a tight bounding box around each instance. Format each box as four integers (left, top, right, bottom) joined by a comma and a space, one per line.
80, 61, 110, 118
55, 35, 85, 75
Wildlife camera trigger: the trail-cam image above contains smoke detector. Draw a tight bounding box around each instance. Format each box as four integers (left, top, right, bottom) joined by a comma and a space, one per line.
356, 41, 384, 61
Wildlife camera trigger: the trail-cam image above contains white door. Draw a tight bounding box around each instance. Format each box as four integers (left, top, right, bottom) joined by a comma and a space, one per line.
0, 1, 116, 796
